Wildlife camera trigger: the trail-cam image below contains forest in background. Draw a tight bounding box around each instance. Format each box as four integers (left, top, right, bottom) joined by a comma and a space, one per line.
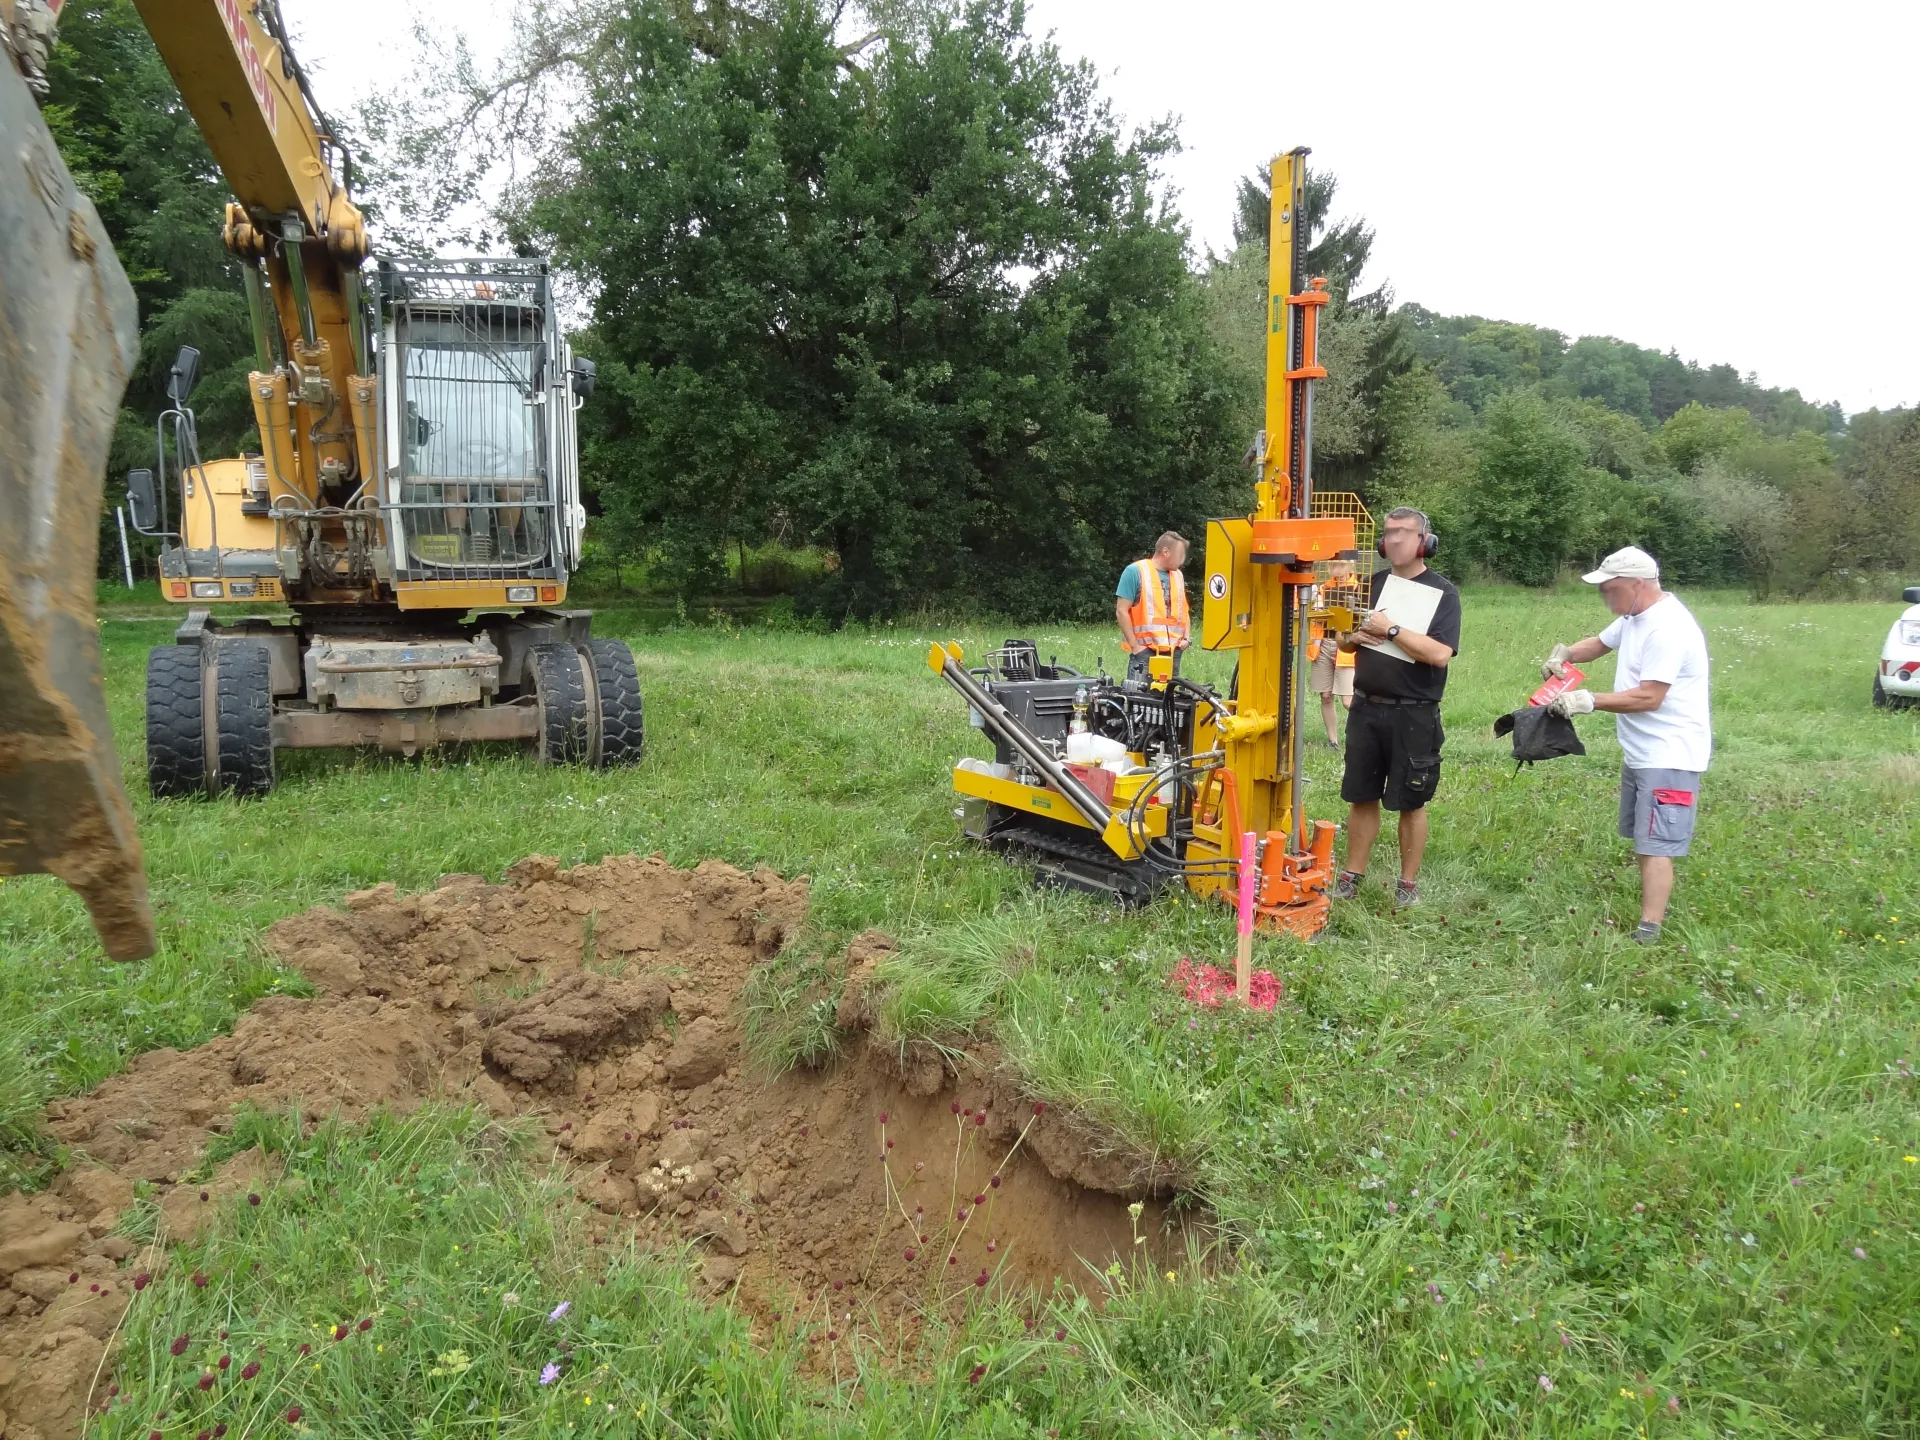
44, 0, 1920, 614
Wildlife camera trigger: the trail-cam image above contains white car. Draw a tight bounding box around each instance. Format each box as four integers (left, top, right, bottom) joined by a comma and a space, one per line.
1874, 585, 1920, 710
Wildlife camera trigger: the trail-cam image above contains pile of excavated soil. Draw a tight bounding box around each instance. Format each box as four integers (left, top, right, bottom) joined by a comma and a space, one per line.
0, 855, 1189, 1440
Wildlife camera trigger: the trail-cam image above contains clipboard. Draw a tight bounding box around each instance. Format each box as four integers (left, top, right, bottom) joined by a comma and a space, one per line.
1371, 574, 1442, 664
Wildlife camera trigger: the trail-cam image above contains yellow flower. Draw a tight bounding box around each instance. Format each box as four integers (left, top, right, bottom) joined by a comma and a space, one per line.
583, 1394, 593, 1406
1734, 1102, 1741, 1109
1165, 1270, 1178, 1283
1620, 1388, 1636, 1398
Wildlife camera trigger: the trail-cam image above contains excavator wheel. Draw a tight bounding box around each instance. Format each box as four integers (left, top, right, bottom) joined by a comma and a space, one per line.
210, 642, 276, 798
529, 642, 590, 766
146, 642, 277, 799
583, 638, 644, 768
145, 646, 206, 799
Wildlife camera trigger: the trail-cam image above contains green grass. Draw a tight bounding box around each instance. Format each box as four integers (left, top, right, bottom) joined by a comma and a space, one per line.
5, 587, 1920, 1434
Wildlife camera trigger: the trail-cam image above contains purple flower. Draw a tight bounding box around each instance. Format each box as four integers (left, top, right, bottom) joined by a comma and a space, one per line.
540, 1362, 561, 1385
1538, 1374, 1554, 1393
1853, 1246, 1867, 1260
546, 1301, 570, 1323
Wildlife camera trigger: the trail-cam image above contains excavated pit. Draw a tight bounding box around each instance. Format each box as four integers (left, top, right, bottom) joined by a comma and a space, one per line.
0, 855, 1193, 1440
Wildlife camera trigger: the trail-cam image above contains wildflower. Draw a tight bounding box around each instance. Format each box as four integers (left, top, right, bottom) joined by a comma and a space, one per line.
1854, 1247, 1867, 1260
904, 1248, 916, 1261
1033, 1101, 1047, 1116
501, 1292, 519, 1307
1054, 1327, 1067, 1341
242, 1362, 261, 1380
1667, 1396, 1680, 1413
951, 1101, 961, 1115
332, 1324, 348, 1341
170, 1334, 191, 1357
1165, 1270, 1178, 1283
547, 1301, 571, 1322
248, 1193, 261, 1206
1537, 1374, 1554, 1393
974, 1192, 986, 1205
974, 1112, 986, 1127
975, 1271, 988, 1287
298, 1343, 311, 1355
540, 1363, 561, 1385
134, 1272, 151, 1291
968, 1363, 986, 1384
827, 1329, 839, 1341
218, 1354, 231, 1370
192, 1271, 208, 1288
989, 1174, 1002, 1188
1387, 1202, 1398, 1215
357, 1318, 372, 1332
199, 1372, 215, 1391
285, 1405, 303, 1423
878, 1111, 889, 1123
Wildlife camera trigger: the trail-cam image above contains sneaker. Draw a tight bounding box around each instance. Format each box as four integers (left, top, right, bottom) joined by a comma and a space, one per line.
1332, 870, 1363, 901
1632, 921, 1662, 945
1394, 879, 1420, 908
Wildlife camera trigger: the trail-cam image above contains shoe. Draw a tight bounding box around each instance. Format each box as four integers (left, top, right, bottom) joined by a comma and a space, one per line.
1394, 879, 1420, 908
1332, 870, 1362, 900
1632, 921, 1662, 945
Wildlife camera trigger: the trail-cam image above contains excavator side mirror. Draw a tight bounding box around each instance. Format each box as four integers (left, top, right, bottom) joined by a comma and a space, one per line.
1905, 586, 1920, 604
165, 345, 200, 404
126, 468, 158, 532
569, 357, 596, 400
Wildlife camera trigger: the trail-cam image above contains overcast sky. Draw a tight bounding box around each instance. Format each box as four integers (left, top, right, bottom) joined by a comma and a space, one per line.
292, 0, 1917, 414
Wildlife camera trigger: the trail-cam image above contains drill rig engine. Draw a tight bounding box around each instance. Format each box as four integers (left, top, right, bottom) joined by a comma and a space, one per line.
931, 148, 1360, 940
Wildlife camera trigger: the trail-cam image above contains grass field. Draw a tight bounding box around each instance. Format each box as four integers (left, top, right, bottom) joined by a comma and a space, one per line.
5, 586, 1919, 1436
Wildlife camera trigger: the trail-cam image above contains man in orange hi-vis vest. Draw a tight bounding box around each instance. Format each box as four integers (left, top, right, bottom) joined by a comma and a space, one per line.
1114, 531, 1190, 684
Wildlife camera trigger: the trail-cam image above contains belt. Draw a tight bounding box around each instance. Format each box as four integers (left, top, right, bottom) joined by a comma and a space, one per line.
1355, 692, 1435, 707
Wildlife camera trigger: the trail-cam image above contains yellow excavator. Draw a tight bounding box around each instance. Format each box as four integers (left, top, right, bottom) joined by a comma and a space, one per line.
0, 0, 640, 960
930, 148, 1364, 940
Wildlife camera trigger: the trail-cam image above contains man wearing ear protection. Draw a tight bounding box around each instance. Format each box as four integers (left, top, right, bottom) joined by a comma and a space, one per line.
1333, 507, 1461, 908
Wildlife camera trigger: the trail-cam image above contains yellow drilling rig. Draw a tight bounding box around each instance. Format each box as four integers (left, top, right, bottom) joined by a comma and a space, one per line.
930, 148, 1367, 940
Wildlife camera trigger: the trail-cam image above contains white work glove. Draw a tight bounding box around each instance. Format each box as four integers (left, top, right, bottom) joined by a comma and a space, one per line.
1542, 642, 1572, 680
1549, 688, 1595, 718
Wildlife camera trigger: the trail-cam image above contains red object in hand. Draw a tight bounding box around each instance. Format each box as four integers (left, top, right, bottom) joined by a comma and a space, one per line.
1529, 662, 1585, 708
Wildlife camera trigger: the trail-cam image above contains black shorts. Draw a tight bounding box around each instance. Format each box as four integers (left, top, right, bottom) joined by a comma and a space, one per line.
1341, 699, 1445, 812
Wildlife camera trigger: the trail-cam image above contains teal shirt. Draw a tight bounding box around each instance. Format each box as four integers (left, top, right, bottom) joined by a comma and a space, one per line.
1115, 562, 1173, 609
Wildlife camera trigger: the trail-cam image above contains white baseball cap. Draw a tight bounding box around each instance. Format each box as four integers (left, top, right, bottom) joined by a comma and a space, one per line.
1582, 546, 1660, 583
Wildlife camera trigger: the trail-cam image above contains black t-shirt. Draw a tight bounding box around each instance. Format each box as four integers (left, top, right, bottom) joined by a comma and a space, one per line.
1352, 566, 1461, 703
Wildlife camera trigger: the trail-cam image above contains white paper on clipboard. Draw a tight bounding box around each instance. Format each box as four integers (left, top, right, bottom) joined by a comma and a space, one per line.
1371, 574, 1442, 664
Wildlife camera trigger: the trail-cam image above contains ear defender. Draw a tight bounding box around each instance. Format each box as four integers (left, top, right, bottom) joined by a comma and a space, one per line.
1376, 530, 1439, 558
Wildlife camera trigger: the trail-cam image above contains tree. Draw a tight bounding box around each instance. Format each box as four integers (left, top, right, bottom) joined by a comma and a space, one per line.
43, 0, 256, 573
523, 0, 1241, 616
1464, 391, 1586, 586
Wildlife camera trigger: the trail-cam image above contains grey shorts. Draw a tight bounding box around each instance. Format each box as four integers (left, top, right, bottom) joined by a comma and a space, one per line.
1619, 766, 1701, 856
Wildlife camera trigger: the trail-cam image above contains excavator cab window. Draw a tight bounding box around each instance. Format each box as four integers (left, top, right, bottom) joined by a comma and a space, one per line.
393, 307, 552, 573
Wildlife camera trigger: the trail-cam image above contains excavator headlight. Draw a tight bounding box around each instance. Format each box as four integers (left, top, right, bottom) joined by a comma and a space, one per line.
506, 585, 537, 603
191, 582, 223, 598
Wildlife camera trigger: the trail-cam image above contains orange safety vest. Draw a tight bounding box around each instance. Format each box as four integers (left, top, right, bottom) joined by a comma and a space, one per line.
1127, 559, 1190, 652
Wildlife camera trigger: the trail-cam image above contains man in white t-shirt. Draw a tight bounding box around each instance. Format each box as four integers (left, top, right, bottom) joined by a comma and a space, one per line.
1542, 546, 1712, 945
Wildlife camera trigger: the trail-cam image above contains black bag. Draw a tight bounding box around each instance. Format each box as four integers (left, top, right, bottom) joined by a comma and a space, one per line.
1492, 706, 1586, 769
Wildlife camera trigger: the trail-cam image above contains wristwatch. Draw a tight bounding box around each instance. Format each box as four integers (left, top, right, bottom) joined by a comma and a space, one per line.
1386, 624, 1402, 640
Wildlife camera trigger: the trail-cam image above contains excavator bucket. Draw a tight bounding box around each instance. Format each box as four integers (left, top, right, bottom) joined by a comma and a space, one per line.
0, 52, 157, 960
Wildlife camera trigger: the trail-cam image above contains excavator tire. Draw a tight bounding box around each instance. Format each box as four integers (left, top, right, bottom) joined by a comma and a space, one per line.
530, 642, 589, 766
145, 646, 207, 799
211, 641, 276, 798
584, 639, 644, 768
